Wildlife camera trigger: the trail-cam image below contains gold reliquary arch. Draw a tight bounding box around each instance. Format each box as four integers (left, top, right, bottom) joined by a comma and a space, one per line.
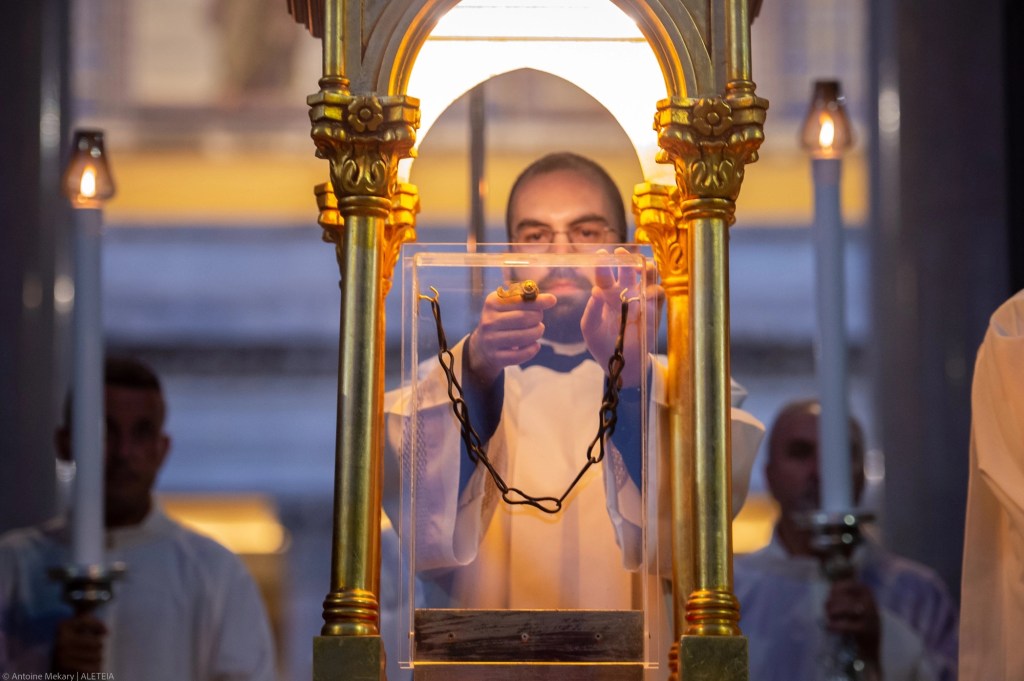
375, 0, 713, 99
288, 0, 725, 100
287, 1, 767, 679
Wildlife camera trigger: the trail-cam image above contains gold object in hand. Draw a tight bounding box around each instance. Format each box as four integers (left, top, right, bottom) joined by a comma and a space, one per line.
496, 280, 539, 302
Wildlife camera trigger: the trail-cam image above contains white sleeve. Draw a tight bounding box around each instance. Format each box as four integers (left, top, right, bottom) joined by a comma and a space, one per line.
602, 356, 765, 572
602, 435, 645, 571
879, 608, 941, 681
729, 405, 764, 517
383, 337, 499, 572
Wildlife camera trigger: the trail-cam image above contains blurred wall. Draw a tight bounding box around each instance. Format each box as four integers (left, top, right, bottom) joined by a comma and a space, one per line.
0, 0, 70, 533
870, 0, 1012, 601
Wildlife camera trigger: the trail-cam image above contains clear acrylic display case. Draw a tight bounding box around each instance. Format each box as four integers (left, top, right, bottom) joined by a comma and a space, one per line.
386, 243, 665, 676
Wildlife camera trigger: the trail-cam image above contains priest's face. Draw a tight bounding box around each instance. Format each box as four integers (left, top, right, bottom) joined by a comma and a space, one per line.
507, 168, 621, 343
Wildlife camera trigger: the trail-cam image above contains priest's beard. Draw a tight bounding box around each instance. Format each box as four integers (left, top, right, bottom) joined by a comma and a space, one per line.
534, 267, 591, 343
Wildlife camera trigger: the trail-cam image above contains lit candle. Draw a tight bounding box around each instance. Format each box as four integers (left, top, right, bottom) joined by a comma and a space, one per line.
61, 130, 116, 567
801, 82, 855, 513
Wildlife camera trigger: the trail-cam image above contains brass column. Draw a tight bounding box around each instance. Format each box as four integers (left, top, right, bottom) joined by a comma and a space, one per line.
632, 183, 692, 636
654, 84, 766, 680
313, 179, 417, 681
307, 13, 420, 675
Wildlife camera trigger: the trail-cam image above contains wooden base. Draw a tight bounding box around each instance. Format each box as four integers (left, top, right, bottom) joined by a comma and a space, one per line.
413, 662, 643, 681
415, 608, 644, 662
412, 609, 647, 681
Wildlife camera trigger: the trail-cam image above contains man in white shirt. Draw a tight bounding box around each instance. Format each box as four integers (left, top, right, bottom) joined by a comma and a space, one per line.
0, 356, 276, 680
735, 399, 958, 681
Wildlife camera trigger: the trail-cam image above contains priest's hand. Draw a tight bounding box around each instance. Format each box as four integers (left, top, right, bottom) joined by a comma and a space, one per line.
466, 290, 558, 387
582, 247, 662, 388
53, 612, 107, 673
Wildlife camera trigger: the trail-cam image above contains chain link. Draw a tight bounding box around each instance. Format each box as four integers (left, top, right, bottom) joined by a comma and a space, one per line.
418, 284, 633, 514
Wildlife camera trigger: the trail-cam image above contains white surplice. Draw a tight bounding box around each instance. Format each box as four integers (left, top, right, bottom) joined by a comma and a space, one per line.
736, 532, 955, 681
0, 506, 275, 680
383, 337, 764, 611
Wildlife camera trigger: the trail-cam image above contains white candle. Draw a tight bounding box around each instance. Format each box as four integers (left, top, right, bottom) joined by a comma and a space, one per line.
71, 206, 105, 567
811, 156, 853, 512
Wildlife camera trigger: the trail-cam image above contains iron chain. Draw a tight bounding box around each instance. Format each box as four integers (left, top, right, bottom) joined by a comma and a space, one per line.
418, 284, 632, 514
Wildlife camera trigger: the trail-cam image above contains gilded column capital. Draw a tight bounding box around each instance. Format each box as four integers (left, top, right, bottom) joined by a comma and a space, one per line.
383, 182, 419, 297
654, 87, 768, 225
633, 182, 687, 295
315, 180, 344, 266
316, 180, 341, 229
315, 179, 419, 294
307, 89, 420, 212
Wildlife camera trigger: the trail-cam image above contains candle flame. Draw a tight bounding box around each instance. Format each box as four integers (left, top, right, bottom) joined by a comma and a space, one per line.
818, 115, 836, 149
80, 166, 97, 198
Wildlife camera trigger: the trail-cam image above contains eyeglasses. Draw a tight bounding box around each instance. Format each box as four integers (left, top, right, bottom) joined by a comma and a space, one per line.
513, 224, 615, 253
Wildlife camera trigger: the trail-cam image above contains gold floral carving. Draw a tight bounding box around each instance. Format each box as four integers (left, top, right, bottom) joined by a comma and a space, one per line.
654, 89, 768, 225
632, 182, 687, 293
308, 90, 420, 201
308, 88, 420, 274
382, 183, 419, 297
314, 180, 345, 263
347, 97, 385, 133
314, 180, 419, 294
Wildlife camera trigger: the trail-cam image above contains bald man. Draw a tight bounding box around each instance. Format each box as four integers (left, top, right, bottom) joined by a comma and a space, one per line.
735, 399, 958, 681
